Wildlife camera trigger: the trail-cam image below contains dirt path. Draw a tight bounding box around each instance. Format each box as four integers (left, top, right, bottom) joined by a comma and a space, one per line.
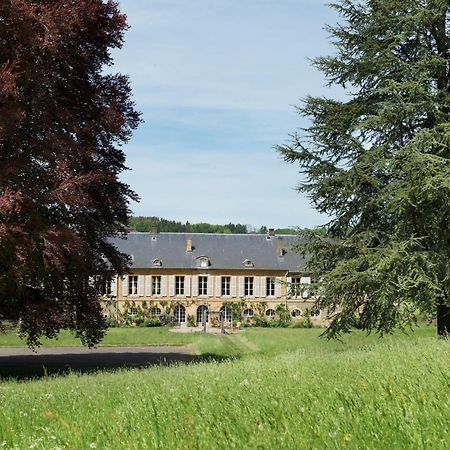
0, 346, 194, 379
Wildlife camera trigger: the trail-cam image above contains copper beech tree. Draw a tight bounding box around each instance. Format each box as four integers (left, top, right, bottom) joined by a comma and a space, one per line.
0, 1, 140, 346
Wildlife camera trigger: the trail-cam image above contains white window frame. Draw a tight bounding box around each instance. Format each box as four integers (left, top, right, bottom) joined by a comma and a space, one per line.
128, 275, 138, 296
266, 277, 275, 297
221, 276, 231, 296
244, 277, 254, 297
198, 276, 208, 296
128, 307, 138, 316
152, 276, 161, 296
152, 307, 162, 317
175, 276, 185, 296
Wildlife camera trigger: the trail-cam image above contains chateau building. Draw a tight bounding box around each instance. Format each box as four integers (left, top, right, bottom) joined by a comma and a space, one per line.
104, 229, 322, 325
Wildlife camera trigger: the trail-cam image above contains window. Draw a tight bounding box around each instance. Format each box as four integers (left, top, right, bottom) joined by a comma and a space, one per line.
101, 277, 112, 296
221, 276, 231, 296
174, 305, 186, 323
291, 309, 302, 318
243, 309, 254, 318
244, 277, 254, 296
243, 259, 254, 268
265, 309, 275, 318
290, 277, 302, 298
128, 307, 138, 316
196, 305, 209, 324
199, 276, 208, 296
152, 259, 162, 267
128, 275, 138, 296
266, 278, 275, 297
175, 276, 185, 296
151, 307, 161, 317
196, 256, 210, 268
220, 306, 232, 322
310, 309, 320, 318
152, 276, 161, 295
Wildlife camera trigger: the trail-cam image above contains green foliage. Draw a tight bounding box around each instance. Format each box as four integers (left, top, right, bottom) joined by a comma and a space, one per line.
138, 319, 162, 328
278, 0, 450, 337
129, 216, 248, 234
187, 314, 196, 327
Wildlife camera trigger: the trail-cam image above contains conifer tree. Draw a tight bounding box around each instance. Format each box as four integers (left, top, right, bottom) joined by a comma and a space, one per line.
278, 0, 450, 336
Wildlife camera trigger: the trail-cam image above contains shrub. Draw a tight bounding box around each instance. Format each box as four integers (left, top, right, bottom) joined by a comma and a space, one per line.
187, 314, 196, 327
139, 318, 162, 328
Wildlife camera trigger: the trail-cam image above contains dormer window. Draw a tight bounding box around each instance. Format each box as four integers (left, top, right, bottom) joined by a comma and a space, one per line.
243, 259, 254, 268
152, 259, 162, 267
196, 256, 210, 268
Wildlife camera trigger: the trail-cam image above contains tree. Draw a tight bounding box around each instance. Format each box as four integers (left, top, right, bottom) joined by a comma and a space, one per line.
277, 0, 450, 337
0, 1, 140, 346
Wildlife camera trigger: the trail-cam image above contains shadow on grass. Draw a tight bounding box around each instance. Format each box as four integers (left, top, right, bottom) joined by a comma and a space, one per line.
0, 350, 241, 381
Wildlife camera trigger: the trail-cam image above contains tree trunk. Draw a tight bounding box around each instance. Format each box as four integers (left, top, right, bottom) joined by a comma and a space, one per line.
437, 303, 450, 336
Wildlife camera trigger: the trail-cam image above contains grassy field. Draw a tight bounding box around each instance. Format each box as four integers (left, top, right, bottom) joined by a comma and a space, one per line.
1, 326, 449, 449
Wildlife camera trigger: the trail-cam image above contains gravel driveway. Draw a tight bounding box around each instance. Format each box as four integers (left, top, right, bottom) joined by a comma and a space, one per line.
0, 346, 194, 378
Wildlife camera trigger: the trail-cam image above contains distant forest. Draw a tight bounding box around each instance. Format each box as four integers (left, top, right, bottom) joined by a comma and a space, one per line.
128, 217, 300, 235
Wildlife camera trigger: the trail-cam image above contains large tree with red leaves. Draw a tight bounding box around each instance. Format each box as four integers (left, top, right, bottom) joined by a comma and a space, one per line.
0, 0, 140, 346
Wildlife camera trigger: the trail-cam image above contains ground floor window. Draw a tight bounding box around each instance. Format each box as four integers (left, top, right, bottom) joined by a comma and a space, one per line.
310, 309, 320, 318
243, 308, 254, 318
152, 307, 162, 317
265, 309, 275, 318
196, 305, 209, 324
291, 309, 302, 317
128, 307, 138, 317
220, 305, 232, 322
174, 304, 186, 323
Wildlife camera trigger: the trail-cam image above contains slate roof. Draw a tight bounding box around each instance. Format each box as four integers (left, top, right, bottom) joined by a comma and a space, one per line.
109, 232, 307, 272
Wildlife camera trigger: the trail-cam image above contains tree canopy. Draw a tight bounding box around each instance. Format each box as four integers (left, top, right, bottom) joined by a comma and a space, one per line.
0, 1, 140, 346
278, 0, 450, 336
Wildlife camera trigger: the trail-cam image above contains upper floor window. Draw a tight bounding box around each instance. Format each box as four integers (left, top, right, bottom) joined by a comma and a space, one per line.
243, 259, 254, 268
199, 276, 208, 296
152, 259, 162, 267
175, 276, 185, 296
128, 275, 138, 296
221, 276, 231, 296
244, 277, 254, 296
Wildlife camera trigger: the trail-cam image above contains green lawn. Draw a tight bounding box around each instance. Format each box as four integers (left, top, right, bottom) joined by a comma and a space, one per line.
1, 326, 449, 449
0, 327, 208, 348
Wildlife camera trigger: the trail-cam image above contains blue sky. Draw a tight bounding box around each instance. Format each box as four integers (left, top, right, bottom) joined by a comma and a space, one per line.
112, 0, 340, 229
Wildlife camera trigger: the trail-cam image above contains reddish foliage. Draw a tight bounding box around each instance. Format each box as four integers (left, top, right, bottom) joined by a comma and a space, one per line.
0, 0, 141, 347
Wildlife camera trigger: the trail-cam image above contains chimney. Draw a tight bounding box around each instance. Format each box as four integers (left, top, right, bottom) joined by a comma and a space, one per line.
150, 226, 158, 235
186, 238, 193, 252
277, 237, 284, 257
268, 228, 275, 237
